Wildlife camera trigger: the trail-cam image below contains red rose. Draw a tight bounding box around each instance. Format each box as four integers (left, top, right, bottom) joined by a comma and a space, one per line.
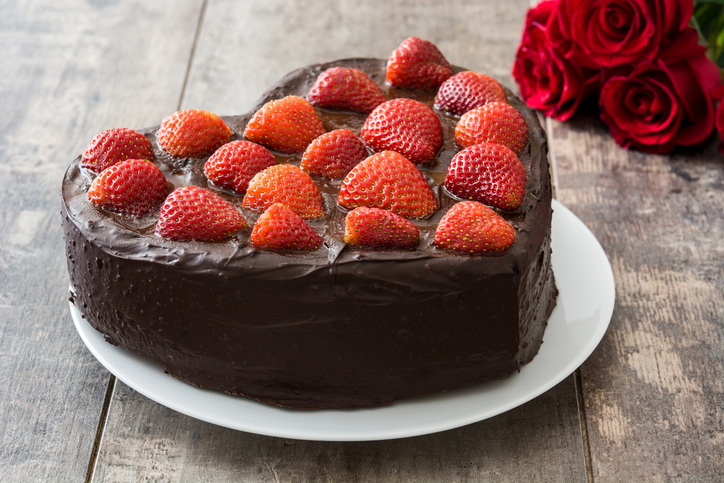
548, 0, 693, 68
512, 0, 599, 121
599, 28, 721, 154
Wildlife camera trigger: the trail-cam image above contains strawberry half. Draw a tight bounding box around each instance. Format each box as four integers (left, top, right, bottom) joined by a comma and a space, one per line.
338, 151, 438, 219
155, 186, 247, 241
344, 207, 420, 249
434, 201, 516, 254
301, 129, 368, 178
434, 71, 507, 116
251, 203, 323, 252
88, 159, 168, 215
360, 98, 442, 164
243, 96, 326, 154
204, 141, 276, 194
307, 67, 386, 113
242, 164, 324, 219
157, 109, 232, 158
81, 128, 154, 172
455, 101, 529, 154
386, 37, 453, 90
444, 143, 526, 211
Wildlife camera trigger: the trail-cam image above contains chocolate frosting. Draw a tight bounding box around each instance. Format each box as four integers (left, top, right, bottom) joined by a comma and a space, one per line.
62, 59, 557, 408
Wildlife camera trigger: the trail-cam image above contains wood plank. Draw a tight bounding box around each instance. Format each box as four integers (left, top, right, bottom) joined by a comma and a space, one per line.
94, 378, 585, 482
0, 1, 203, 481
92, 0, 588, 480
550, 112, 724, 480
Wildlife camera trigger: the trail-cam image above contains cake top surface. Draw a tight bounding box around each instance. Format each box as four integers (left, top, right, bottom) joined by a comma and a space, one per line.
62, 55, 549, 277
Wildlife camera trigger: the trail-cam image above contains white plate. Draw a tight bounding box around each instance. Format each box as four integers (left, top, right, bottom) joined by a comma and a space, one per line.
71, 199, 615, 442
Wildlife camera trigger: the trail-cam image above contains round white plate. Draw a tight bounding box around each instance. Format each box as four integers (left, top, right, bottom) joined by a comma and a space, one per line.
71, 199, 615, 442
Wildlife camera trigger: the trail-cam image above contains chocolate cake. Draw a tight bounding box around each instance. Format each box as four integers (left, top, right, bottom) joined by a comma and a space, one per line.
62, 57, 557, 409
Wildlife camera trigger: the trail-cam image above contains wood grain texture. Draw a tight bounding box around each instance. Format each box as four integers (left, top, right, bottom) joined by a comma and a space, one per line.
90, 0, 588, 481
92, 379, 586, 483
0, 0, 202, 481
551, 112, 724, 481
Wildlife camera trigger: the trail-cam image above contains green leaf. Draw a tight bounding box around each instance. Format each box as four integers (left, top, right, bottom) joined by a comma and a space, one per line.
694, 1, 724, 66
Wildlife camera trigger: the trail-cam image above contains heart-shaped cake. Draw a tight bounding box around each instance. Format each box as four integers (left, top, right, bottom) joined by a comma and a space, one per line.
62, 38, 557, 408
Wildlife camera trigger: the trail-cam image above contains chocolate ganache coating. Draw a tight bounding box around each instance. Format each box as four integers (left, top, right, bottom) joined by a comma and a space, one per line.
62, 58, 557, 409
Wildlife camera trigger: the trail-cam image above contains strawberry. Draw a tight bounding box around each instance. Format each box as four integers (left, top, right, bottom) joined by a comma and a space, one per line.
250, 203, 323, 252
81, 128, 154, 172
88, 159, 168, 215
307, 67, 387, 113
386, 37, 453, 90
434, 71, 507, 116
338, 151, 438, 219
301, 129, 368, 178
444, 143, 526, 211
455, 101, 529, 154
434, 201, 516, 254
155, 186, 247, 241
204, 141, 276, 194
360, 98, 442, 164
344, 207, 419, 249
157, 109, 232, 158
242, 164, 324, 219
243, 96, 326, 154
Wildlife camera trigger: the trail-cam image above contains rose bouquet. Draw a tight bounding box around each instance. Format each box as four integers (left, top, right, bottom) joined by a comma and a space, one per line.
512, 0, 724, 155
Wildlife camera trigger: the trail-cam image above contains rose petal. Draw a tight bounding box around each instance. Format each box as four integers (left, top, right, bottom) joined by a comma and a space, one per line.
659, 27, 704, 64
666, 58, 717, 146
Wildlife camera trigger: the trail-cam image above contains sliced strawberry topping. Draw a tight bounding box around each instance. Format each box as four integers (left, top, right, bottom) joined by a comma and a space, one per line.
344, 207, 420, 249
88, 159, 168, 215
157, 109, 232, 158
386, 37, 453, 90
243, 164, 324, 219
434, 201, 516, 254
81, 128, 154, 172
244, 96, 326, 154
445, 143, 526, 211
301, 129, 368, 179
155, 186, 247, 241
455, 101, 529, 154
204, 141, 276, 194
360, 98, 442, 164
308, 67, 386, 113
251, 203, 323, 252
338, 151, 438, 219
434, 71, 507, 116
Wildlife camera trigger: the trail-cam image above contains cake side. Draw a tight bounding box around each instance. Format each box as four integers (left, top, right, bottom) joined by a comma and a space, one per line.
62, 58, 557, 408
511, 100, 558, 365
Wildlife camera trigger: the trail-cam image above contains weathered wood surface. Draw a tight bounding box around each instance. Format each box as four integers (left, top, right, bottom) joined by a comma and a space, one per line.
0, 0, 203, 481
3, 0, 723, 481
93, 378, 585, 483
551, 113, 724, 481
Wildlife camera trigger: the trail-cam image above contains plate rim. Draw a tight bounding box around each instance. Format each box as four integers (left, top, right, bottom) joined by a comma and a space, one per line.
70, 199, 615, 441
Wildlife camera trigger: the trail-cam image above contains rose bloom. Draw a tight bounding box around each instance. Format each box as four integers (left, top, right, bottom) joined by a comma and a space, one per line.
512, 0, 599, 121
547, 0, 693, 68
599, 28, 721, 154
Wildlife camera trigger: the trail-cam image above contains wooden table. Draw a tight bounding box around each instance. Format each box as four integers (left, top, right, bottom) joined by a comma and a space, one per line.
1, 1, 722, 481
